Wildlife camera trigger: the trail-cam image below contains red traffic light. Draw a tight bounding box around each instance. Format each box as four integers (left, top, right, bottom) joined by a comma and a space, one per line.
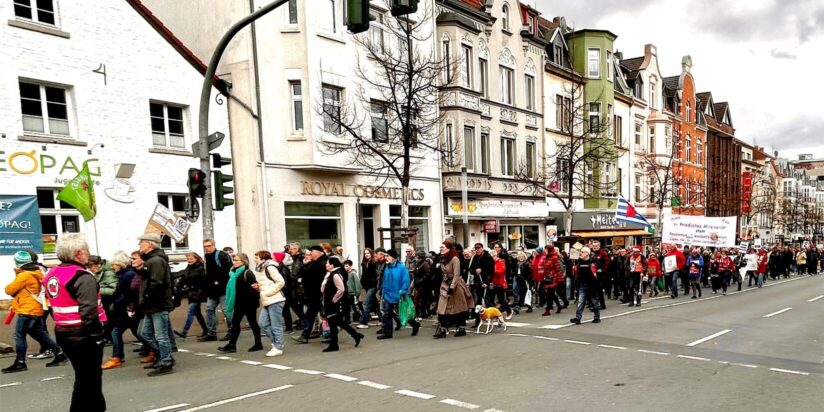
188, 168, 207, 198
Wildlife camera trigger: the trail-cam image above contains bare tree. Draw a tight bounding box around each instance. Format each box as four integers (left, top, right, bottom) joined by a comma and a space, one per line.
515, 77, 620, 236
777, 197, 803, 237
636, 133, 681, 235
315, 4, 457, 230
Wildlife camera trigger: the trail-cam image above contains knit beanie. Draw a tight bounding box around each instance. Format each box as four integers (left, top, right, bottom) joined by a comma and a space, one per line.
13, 251, 33, 268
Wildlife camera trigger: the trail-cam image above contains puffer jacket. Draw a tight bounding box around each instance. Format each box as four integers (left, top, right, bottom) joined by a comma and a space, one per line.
5, 266, 45, 316
255, 261, 286, 307
381, 261, 410, 304
94, 264, 118, 298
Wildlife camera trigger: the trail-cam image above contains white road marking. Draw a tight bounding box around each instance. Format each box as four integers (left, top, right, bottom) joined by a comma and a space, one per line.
263, 364, 292, 370
564, 339, 591, 345
395, 389, 436, 400
194, 352, 216, 357
808, 295, 824, 302
440, 399, 481, 409
504, 322, 531, 327
358, 380, 391, 390
598, 344, 627, 350
240, 360, 262, 366
325, 373, 358, 382
540, 324, 570, 330
144, 404, 190, 412
176, 349, 190, 353
176, 385, 293, 411
762, 307, 792, 318
687, 329, 733, 347
0, 382, 22, 388
731, 363, 758, 369
677, 355, 712, 362
506, 333, 529, 337
293, 369, 324, 375
637, 349, 669, 356
41, 376, 63, 381
533, 336, 559, 341
769, 368, 810, 376
215, 356, 235, 360
483, 409, 506, 412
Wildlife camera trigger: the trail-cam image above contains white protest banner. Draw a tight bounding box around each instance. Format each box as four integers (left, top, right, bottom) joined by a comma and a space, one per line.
744, 254, 757, 271
663, 255, 677, 273
661, 212, 737, 247
147, 203, 191, 243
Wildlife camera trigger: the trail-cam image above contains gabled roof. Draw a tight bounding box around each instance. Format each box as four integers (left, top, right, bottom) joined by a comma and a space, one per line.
715, 102, 732, 126
126, 0, 228, 94
620, 57, 645, 71
663, 76, 680, 91
696, 92, 711, 108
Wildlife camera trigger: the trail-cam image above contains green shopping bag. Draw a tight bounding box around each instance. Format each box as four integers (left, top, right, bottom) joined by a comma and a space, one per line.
399, 295, 416, 327
656, 277, 664, 291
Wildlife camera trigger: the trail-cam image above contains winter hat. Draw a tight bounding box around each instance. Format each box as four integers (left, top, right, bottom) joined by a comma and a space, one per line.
387, 249, 399, 259
308, 245, 324, 252
13, 251, 33, 268
272, 252, 286, 263
633, 246, 642, 252
535, 246, 544, 254
137, 232, 162, 243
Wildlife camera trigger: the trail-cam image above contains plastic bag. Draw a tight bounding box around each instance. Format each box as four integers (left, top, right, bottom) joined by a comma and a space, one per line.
321, 319, 330, 338
656, 277, 664, 291
399, 295, 415, 327
524, 288, 533, 307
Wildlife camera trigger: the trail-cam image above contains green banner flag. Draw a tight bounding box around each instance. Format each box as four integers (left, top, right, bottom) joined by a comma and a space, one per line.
57, 163, 97, 221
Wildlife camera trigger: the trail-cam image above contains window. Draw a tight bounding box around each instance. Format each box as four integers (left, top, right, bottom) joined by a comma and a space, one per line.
607, 104, 613, 136
285, 203, 342, 247
499, 66, 514, 105
606, 51, 613, 81
290, 81, 304, 133
649, 81, 657, 109
322, 85, 342, 134
696, 138, 703, 165
686, 102, 692, 124
442, 39, 451, 83
601, 161, 614, 194
157, 194, 189, 251
613, 115, 623, 145
557, 159, 570, 193
479, 58, 488, 97
617, 167, 623, 194
487, 224, 539, 250
648, 126, 655, 152
19, 81, 69, 136
588, 102, 601, 133
370, 12, 385, 51
37, 188, 79, 254
635, 174, 643, 202
389, 206, 430, 252
526, 141, 536, 178
461, 46, 473, 88
553, 44, 563, 65
463, 126, 475, 171
634, 122, 643, 148
648, 175, 657, 203
634, 81, 642, 99
587, 48, 600, 78
371, 100, 388, 142
685, 133, 692, 162
480, 132, 490, 173
288, 0, 298, 25
320, 0, 338, 33
445, 123, 455, 166
501, 4, 509, 30
524, 75, 535, 111
150, 102, 185, 148
13, 0, 56, 25
501, 137, 515, 176
555, 95, 564, 130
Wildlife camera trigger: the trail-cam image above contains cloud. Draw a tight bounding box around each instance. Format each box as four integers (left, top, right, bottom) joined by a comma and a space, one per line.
535, 0, 656, 28
754, 114, 824, 152
769, 48, 797, 59
685, 0, 824, 45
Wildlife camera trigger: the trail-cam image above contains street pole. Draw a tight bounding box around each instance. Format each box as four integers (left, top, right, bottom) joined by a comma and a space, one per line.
196, 0, 288, 240
461, 166, 469, 247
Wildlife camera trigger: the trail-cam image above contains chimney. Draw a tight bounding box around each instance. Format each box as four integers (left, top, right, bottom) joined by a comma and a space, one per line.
614, 51, 624, 60
682, 55, 693, 73
645, 44, 657, 57
553, 16, 567, 32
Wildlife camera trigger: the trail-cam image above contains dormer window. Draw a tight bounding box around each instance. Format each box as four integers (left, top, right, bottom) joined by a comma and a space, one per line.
553, 44, 562, 65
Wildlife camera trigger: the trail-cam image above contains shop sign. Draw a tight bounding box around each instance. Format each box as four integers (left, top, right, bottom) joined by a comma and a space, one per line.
0, 195, 44, 254
447, 198, 549, 218
0, 149, 101, 178
482, 220, 499, 233
300, 181, 424, 201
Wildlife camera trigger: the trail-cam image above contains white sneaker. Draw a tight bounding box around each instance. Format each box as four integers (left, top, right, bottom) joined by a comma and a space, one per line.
356, 324, 369, 329
266, 346, 283, 357
505, 312, 513, 320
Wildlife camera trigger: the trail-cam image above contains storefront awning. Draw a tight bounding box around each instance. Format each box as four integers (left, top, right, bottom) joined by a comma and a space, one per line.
572, 229, 652, 238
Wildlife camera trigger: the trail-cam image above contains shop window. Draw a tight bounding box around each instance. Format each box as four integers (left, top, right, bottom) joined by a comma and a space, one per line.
389, 205, 430, 253
285, 202, 342, 247
487, 224, 539, 251
37, 188, 80, 254
157, 193, 189, 251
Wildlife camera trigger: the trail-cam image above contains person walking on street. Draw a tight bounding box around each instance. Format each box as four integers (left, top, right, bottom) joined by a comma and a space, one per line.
200, 239, 232, 342
591, 241, 610, 310
174, 252, 208, 339
102, 251, 149, 370
253, 251, 286, 357
219, 253, 263, 353
570, 247, 601, 325
626, 246, 646, 306
756, 249, 768, 287
3, 251, 68, 373
376, 249, 420, 340
292, 246, 327, 344
664, 244, 686, 298
137, 233, 175, 376
646, 253, 662, 297
43, 233, 107, 411
435, 240, 473, 338
321, 257, 363, 352
357, 248, 378, 329
686, 248, 704, 299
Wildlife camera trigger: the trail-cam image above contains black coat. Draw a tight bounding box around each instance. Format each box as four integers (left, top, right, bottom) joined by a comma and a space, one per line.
233, 268, 260, 311
322, 269, 345, 317
360, 261, 378, 290
303, 255, 328, 306
139, 248, 174, 313
468, 251, 494, 286
183, 263, 208, 303
205, 250, 232, 299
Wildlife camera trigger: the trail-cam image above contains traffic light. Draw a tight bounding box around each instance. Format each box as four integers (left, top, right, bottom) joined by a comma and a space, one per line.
390, 0, 417, 16
346, 0, 372, 34
211, 153, 234, 211
187, 168, 207, 198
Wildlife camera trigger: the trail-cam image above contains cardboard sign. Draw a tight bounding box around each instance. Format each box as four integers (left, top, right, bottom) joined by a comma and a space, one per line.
664, 255, 677, 273
739, 242, 749, 253
147, 203, 191, 243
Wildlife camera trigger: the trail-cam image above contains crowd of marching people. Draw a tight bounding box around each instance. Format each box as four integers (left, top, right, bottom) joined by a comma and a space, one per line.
2, 231, 823, 411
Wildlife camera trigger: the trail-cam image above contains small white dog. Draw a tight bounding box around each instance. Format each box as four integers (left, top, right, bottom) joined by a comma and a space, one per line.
475, 305, 507, 334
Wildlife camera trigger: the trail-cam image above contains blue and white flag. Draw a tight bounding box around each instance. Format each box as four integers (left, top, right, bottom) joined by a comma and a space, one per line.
615, 196, 652, 228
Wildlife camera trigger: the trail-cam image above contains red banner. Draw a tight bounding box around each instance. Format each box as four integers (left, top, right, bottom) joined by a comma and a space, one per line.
741, 171, 753, 215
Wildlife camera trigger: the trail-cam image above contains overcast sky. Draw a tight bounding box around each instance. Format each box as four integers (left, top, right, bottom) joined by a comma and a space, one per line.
535, 0, 824, 160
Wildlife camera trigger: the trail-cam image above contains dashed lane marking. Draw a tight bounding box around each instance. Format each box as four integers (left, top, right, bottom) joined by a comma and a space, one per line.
325, 373, 358, 382
41, 376, 63, 382
176, 349, 190, 353
533, 336, 559, 341
215, 356, 235, 360
687, 329, 733, 347
176, 385, 294, 411
440, 399, 481, 409
240, 360, 263, 366
637, 349, 669, 356
598, 344, 627, 350
762, 307, 792, 318
564, 339, 591, 345
504, 322, 531, 327
677, 355, 712, 362
144, 404, 190, 412
506, 333, 529, 337
395, 389, 436, 400
262, 364, 292, 370
293, 369, 324, 375
358, 380, 391, 390
769, 368, 810, 376
731, 363, 758, 369
0, 382, 22, 388
808, 295, 823, 302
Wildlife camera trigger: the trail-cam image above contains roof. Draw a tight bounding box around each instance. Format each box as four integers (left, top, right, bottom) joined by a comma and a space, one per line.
620, 57, 645, 71
126, 0, 228, 94
456, 0, 484, 8
696, 92, 711, 108
714, 102, 729, 118
663, 76, 680, 91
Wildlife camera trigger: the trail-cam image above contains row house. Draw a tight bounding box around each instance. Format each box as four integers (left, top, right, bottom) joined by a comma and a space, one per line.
438, 0, 549, 250
701, 91, 741, 219
0, 0, 234, 296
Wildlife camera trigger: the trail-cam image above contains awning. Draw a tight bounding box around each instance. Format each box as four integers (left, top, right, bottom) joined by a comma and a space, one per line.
572, 229, 652, 238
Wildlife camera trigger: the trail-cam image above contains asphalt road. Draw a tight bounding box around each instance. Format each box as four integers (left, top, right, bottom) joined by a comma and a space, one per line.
1, 274, 822, 412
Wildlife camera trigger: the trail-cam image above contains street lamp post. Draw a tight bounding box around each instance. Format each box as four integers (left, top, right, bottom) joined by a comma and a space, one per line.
195, 0, 289, 240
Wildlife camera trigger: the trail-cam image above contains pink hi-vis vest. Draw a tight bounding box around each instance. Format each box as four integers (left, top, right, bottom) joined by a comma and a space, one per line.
43, 264, 107, 328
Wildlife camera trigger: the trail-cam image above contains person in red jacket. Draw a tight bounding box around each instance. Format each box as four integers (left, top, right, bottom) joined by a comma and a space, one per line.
591, 241, 610, 310
664, 244, 686, 298
531, 247, 546, 306
489, 248, 512, 319
542, 247, 566, 316
645, 253, 662, 297
756, 249, 768, 288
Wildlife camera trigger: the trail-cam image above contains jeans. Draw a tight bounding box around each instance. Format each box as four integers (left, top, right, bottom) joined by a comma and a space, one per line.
628, 274, 642, 304
141, 312, 173, 366
56, 329, 105, 412
359, 288, 378, 326
513, 277, 526, 307
756, 273, 764, 287
667, 271, 679, 296
566, 277, 574, 301
182, 301, 207, 336
206, 296, 230, 337
259, 302, 285, 349
380, 299, 419, 337
13, 314, 60, 362
574, 284, 600, 321
302, 304, 321, 340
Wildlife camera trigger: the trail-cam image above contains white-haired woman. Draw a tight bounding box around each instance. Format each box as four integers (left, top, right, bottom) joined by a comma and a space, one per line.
42, 233, 107, 411
570, 247, 601, 325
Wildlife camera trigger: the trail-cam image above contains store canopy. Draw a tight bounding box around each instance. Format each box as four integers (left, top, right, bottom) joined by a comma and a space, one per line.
572, 229, 652, 238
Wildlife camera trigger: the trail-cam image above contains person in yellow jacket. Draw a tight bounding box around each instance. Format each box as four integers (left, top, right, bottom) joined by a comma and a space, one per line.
2, 251, 67, 373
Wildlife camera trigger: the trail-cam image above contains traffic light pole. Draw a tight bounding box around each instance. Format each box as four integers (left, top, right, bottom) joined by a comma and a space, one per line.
197, 0, 289, 239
